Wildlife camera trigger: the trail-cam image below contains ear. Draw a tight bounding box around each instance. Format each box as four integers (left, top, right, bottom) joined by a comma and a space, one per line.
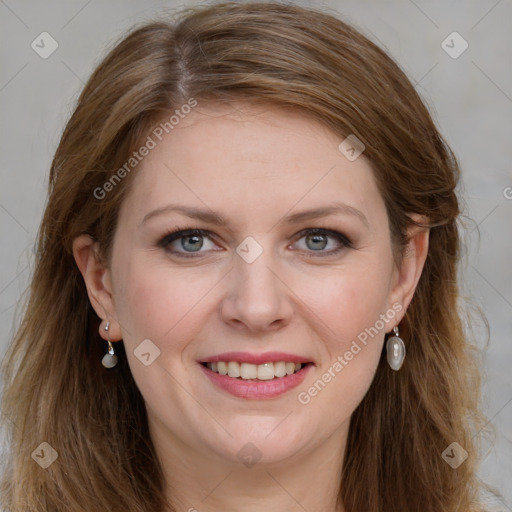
72, 234, 123, 341
388, 214, 430, 327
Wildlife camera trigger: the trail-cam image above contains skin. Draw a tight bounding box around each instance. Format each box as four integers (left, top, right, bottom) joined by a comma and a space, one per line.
73, 102, 429, 512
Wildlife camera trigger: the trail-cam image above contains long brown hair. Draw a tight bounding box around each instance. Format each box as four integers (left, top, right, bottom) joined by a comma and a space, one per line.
1, 2, 485, 511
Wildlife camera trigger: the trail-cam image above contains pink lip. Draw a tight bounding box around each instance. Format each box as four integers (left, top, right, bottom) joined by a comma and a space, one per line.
199, 362, 313, 400
200, 351, 309, 365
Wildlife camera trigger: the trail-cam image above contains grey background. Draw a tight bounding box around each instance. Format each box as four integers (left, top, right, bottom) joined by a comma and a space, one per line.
0, 0, 510, 507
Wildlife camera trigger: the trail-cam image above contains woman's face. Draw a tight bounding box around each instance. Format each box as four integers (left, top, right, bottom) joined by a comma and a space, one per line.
92, 102, 420, 467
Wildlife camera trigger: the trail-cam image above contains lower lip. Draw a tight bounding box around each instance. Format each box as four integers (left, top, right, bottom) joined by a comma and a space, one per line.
199, 363, 312, 400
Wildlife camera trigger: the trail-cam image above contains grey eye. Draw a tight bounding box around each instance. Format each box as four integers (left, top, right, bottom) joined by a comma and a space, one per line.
160, 230, 217, 255
305, 233, 328, 250
181, 234, 204, 252
291, 228, 351, 255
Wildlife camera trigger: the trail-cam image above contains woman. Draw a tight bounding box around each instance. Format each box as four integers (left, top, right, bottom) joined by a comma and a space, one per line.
1, 2, 487, 511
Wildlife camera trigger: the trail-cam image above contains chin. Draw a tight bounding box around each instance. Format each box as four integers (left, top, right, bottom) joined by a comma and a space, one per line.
201, 424, 312, 468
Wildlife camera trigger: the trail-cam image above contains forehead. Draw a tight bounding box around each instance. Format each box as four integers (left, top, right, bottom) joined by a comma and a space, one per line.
121, 102, 385, 229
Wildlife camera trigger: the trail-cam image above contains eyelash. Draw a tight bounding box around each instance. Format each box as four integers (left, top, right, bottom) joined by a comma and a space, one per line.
158, 227, 353, 259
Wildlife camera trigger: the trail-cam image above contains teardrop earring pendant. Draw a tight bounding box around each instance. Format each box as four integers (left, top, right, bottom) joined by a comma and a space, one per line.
386, 326, 406, 371
101, 321, 118, 369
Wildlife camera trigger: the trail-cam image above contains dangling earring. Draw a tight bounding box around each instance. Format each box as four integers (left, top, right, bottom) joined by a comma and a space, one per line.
386, 326, 406, 371
101, 321, 118, 369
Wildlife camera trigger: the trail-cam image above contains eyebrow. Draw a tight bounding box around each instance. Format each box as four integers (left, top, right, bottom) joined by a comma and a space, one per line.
140, 204, 227, 228
278, 203, 369, 229
140, 201, 369, 229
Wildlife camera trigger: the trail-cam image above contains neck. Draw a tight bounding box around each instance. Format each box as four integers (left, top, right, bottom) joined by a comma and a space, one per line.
151, 419, 349, 512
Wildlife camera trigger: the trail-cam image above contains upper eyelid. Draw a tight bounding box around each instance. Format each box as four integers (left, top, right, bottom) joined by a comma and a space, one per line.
293, 227, 349, 239
159, 228, 216, 246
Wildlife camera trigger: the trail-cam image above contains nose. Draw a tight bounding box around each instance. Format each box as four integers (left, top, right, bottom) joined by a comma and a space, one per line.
220, 249, 293, 333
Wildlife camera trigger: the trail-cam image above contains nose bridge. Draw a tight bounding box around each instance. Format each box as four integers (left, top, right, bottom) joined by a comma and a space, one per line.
238, 250, 277, 294
235, 245, 282, 304
221, 242, 292, 330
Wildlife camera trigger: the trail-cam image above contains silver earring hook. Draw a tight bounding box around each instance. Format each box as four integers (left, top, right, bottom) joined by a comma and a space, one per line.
101, 320, 118, 369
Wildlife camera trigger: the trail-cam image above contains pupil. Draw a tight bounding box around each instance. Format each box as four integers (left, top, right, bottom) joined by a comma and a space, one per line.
306, 234, 327, 250
182, 235, 203, 252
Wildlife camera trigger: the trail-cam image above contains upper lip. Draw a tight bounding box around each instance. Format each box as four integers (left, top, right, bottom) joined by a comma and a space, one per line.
199, 351, 312, 365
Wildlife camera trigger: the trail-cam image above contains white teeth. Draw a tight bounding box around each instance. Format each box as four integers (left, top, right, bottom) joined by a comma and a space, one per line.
240, 362, 258, 379
274, 361, 287, 378
257, 362, 275, 380
205, 361, 305, 380
227, 361, 241, 378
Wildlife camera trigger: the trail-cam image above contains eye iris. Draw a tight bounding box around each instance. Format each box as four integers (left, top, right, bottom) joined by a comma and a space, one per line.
181, 235, 203, 252
306, 233, 328, 250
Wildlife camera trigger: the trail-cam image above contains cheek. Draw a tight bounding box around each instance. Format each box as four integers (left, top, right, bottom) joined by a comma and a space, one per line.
116, 266, 204, 340
292, 260, 393, 409
295, 259, 394, 347
111, 258, 218, 412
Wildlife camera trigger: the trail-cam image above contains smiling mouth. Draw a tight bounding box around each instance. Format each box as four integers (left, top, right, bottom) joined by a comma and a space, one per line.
201, 361, 312, 380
